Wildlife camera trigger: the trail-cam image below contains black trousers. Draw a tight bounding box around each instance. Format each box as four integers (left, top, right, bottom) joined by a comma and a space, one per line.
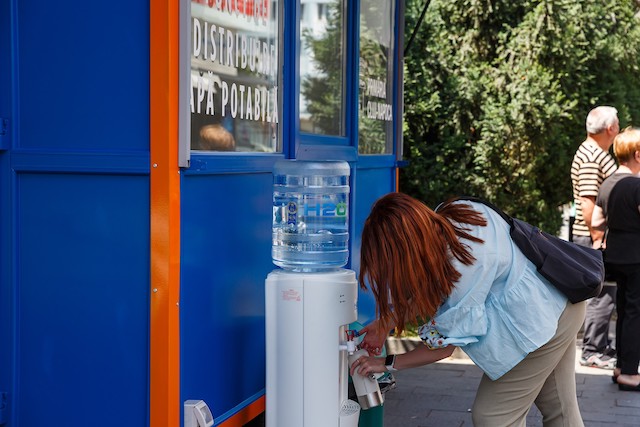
610, 263, 640, 375
573, 235, 616, 356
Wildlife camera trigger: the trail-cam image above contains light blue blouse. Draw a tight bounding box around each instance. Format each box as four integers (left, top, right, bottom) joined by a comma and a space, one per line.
419, 201, 568, 380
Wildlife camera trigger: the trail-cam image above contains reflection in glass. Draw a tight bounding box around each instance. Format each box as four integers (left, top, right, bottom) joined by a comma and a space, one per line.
190, 0, 280, 152
359, 0, 395, 154
299, 0, 345, 135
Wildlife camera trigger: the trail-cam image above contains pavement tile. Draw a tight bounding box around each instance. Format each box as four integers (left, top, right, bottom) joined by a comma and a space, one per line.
616, 397, 640, 409
412, 409, 469, 427
383, 344, 640, 427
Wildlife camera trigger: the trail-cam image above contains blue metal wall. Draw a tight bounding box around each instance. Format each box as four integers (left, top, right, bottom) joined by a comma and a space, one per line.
0, 1, 403, 426
16, 174, 150, 426
352, 157, 398, 324
0, 0, 12, 424
180, 165, 275, 422
1, 1, 151, 425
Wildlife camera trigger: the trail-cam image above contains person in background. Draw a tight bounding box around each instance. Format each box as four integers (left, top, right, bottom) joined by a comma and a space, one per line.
591, 127, 640, 390
198, 124, 236, 151
350, 193, 585, 426
571, 105, 619, 369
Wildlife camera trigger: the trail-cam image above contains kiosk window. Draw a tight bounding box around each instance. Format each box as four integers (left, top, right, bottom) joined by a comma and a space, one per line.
299, 0, 346, 136
189, 1, 280, 153
358, 0, 395, 154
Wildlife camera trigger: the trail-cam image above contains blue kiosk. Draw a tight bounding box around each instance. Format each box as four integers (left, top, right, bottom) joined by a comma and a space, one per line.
0, 1, 405, 426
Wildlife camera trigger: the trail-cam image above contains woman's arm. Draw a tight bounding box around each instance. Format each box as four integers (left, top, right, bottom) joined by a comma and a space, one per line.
591, 204, 606, 231
394, 345, 456, 370
591, 204, 607, 249
350, 345, 456, 377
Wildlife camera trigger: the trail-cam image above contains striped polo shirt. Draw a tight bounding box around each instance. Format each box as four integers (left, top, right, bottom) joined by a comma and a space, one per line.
571, 141, 617, 237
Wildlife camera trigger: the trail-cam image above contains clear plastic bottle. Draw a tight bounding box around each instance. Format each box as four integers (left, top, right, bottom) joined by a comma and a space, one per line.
272, 160, 350, 271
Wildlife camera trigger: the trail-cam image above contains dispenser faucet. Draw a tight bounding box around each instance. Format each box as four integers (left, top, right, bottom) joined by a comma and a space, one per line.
339, 329, 360, 354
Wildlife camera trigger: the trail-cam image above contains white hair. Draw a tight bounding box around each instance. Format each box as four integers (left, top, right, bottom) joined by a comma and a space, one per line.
586, 106, 618, 134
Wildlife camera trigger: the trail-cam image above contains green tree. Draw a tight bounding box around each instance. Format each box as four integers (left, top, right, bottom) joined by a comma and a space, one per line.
401, 0, 640, 232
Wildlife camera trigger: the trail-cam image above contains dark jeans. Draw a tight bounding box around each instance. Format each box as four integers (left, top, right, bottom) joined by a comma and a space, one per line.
573, 235, 616, 356
610, 263, 640, 375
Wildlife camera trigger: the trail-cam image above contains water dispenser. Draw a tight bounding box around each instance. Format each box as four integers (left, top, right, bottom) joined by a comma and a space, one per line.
266, 159, 381, 427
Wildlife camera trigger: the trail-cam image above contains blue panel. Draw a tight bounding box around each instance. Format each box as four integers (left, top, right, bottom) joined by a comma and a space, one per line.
0, 2, 12, 425
0, 0, 9, 127
11, 151, 149, 174
16, 1, 149, 152
16, 173, 149, 427
296, 144, 358, 162
282, 1, 300, 158
185, 153, 282, 175
181, 172, 273, 419
0, 154, 11, 426
352, 165, 395, 325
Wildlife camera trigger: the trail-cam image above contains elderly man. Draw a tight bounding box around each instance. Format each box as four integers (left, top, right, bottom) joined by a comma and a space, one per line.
571, 105, 619, 369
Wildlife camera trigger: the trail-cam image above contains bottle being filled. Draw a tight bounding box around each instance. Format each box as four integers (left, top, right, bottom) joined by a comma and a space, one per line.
272, 159, 350, 272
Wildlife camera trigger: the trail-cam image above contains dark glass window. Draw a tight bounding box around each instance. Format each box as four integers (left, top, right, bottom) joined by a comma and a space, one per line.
358, 0, 395, 154
299, 0, 345, 136
190, 1, 280, 152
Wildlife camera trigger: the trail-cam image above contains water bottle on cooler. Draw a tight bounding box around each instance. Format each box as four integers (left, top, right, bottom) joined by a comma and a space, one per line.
272, 159, 350, 271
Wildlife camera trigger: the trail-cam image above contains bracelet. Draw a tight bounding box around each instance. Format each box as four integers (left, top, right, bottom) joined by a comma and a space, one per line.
385, 354, 397, 372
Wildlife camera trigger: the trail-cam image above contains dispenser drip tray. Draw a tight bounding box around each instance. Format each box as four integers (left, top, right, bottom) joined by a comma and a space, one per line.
339, 399, 361, 427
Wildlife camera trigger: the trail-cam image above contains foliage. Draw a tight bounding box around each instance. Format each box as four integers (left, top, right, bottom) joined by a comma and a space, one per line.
401, 0, 640, 232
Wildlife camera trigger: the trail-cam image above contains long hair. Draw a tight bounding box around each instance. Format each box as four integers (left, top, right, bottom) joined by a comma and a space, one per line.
359, 193, 486, 334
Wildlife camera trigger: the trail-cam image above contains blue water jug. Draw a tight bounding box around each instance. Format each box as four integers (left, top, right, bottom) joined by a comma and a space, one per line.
272, 160, 350, 271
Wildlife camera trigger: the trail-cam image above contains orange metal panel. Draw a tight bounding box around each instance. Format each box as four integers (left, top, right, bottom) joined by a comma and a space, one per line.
218, 397, 266, 427
150, 0, 181, 426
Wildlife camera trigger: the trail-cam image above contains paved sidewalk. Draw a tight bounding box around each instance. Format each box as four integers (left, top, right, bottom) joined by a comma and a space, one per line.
382, 339, 640, 427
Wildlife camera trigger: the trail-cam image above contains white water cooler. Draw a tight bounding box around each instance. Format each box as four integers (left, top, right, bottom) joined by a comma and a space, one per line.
265, 269, 360, 427
265, 160, 381, 427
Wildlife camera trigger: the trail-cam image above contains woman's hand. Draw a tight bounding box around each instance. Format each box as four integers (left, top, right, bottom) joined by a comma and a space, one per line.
350, 354, 386, 377
359, 320, 390, 356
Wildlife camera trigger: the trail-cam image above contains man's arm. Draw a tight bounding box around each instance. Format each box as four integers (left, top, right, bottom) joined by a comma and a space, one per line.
580, 195, 605, 247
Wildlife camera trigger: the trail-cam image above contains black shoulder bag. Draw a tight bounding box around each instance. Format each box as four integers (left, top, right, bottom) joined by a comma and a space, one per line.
450, 197, 604, 303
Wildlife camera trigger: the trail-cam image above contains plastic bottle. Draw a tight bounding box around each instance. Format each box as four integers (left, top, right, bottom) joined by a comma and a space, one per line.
272, 159, 350, 271
347, 349, 383, 409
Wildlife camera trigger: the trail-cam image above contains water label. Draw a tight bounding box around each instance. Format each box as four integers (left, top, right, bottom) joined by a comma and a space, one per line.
286, 201, 298, 225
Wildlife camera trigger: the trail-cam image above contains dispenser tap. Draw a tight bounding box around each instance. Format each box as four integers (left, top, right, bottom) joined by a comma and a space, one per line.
339, 329, 360, 354
339, 340, 357, 354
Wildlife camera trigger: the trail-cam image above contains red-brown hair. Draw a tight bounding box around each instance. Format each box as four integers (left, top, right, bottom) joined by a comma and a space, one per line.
359, 192, 486, 333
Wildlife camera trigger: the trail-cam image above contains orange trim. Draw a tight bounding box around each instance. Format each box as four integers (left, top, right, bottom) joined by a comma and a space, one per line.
150, 1, 181, 427
218, 396, 266, 427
